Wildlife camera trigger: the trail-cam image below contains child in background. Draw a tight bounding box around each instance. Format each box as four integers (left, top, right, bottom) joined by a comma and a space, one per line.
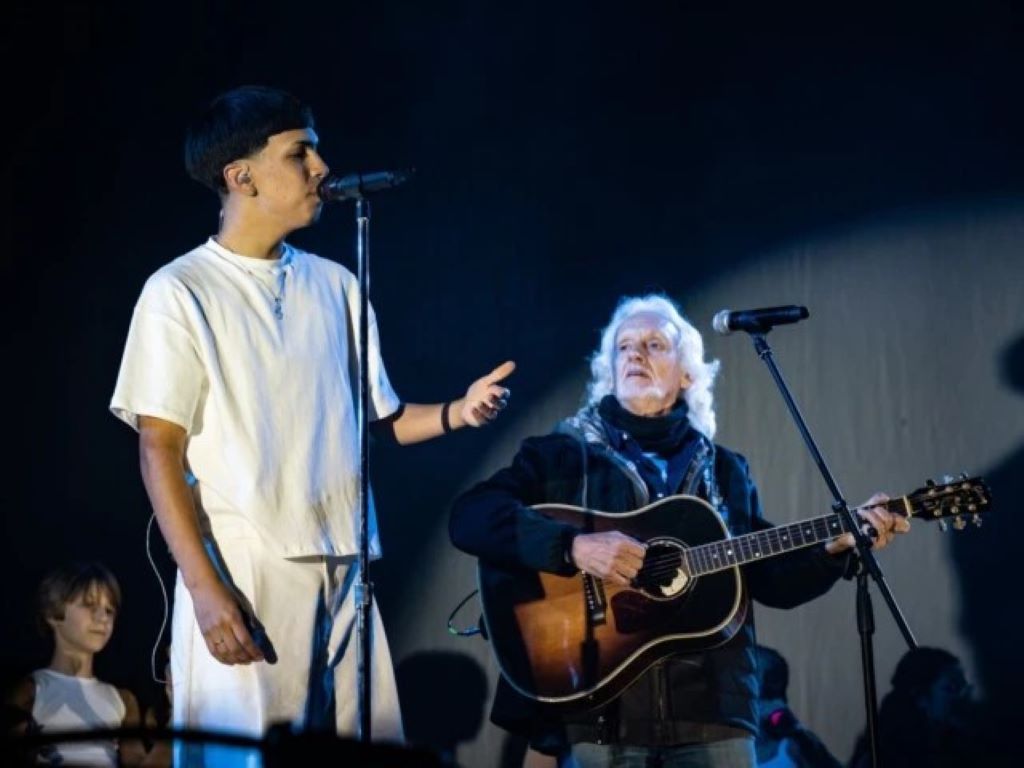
7, 561, 146, 766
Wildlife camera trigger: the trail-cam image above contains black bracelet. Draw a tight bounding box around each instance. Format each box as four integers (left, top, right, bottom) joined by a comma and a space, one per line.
441, 401, 453, 434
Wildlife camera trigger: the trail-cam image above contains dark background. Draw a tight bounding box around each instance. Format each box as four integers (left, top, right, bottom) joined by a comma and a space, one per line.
3, 1, 1022, 764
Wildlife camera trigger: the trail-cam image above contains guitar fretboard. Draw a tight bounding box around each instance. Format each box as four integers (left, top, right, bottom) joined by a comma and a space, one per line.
679, 497, 903, 576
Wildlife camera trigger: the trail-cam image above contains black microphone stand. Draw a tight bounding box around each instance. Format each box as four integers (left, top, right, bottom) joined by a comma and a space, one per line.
353, 197, 375, 743
320, 169, 411, 744
742, 326, 917, 768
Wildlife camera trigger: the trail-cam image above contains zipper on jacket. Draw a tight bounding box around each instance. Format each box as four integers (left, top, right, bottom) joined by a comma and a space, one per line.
654, 661, 669, 727
603, 447, 650, 507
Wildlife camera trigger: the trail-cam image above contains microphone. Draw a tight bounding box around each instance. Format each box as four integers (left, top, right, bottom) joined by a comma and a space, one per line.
712, 305, 809, 335
317, 169, 413, 202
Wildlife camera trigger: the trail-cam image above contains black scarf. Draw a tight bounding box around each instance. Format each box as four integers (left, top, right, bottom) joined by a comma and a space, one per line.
597, 394, 695, 456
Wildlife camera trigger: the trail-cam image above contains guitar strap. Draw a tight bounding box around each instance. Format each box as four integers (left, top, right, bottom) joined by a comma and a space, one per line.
559, 408, 650, 511
684, 441, 728, 524
576, 435, 590, 511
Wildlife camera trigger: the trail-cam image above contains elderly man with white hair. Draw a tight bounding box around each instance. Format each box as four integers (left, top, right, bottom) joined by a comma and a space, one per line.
449, 294, 908, 768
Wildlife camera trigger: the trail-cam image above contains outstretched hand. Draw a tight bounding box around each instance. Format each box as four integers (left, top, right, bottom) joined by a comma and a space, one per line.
461, 360, 516, 427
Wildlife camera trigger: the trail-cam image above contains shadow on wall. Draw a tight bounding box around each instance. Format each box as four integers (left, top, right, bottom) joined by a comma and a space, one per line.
397, 651, 489, 767
951, 332, 1024, 764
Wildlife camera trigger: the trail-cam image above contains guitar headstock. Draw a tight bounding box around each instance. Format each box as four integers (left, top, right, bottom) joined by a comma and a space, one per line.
903, 474, 992, 531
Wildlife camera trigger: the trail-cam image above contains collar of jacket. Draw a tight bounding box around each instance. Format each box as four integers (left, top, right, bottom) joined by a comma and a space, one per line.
556, 399, 720, 510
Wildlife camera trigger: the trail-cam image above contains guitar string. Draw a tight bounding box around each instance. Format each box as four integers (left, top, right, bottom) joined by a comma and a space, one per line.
604, 535, 834, 586
609, 495, 972, 583
631, 499, 895, 570
582, 488, 976, 586
586, 488, 971, 580
630, 512, 846, 578
602, 497, 909, 582
650, 520, 844, 577
635, 526, 835, 581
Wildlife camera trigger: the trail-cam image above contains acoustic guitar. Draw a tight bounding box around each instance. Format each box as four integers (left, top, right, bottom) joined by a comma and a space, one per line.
477, 475, 990, 712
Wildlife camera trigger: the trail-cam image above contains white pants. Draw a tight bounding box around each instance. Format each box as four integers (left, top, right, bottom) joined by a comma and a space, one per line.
170, 528, 403, 767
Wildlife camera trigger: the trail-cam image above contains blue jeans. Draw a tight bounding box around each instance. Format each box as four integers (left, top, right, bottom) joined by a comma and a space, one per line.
566, 737, 756, 768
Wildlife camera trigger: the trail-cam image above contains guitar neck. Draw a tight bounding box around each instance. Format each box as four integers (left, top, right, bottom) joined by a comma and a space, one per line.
684, 497, 908, 576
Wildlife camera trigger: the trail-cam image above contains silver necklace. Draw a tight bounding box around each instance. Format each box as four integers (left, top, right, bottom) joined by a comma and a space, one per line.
247, 266, 287, 319
209, 240, 288, 319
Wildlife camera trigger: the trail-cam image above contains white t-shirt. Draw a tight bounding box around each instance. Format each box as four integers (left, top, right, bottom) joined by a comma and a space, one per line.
110, 238, 401, 557
31, 669, 125, 767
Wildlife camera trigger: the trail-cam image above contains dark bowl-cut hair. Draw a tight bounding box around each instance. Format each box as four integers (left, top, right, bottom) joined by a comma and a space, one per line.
184, 85, 315, 194
36, 561, 122, 636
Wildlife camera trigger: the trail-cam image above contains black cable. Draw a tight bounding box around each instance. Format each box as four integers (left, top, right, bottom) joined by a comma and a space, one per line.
446, 589, 481, 637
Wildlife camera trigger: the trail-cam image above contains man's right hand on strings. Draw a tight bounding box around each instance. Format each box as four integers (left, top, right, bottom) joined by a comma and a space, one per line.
571, 531, 647, 586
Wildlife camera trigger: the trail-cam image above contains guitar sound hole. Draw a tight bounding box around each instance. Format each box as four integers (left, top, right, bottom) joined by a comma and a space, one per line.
634, 540, 690, 599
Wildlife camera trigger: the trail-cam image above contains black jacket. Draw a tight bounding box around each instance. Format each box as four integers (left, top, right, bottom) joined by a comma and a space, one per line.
449, 405, 850, 749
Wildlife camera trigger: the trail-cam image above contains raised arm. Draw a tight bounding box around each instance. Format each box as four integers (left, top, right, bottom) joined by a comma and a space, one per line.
391, 360, 515, 445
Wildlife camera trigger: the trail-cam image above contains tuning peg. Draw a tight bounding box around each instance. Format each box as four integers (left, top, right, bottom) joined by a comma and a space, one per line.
941, 474, 954, 484
952, 516, 967, 531
960, 472, 969, 480
971, 514, 983, 528
938, 519, 949, 532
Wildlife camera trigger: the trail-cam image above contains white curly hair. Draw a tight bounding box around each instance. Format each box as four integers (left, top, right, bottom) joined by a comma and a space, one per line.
585, 294, 721, 439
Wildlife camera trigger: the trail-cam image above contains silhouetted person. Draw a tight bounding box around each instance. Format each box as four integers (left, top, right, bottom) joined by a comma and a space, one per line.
848, 647, 977, 768
397, 651, 488, 766
753, 646, 840, 768
952, 333, 1024, 764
